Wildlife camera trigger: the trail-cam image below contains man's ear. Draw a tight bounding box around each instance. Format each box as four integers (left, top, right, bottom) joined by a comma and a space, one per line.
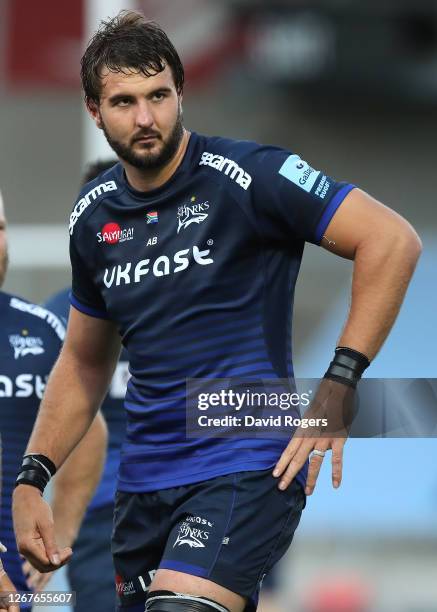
86, 100, 103, 130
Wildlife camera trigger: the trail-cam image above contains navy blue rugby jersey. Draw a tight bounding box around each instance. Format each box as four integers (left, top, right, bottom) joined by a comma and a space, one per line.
0, 291, 64, 595
69, 132, 356, 493
44, 287, 127, 513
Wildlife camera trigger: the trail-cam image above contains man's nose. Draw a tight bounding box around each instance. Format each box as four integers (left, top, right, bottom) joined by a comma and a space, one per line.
135, 101, 154, 128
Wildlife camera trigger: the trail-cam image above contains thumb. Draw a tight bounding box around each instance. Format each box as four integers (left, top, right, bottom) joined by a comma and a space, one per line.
39, 520, 60, 566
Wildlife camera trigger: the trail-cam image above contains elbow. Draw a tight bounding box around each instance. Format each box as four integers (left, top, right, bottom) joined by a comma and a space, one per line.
395, 225, 423, 265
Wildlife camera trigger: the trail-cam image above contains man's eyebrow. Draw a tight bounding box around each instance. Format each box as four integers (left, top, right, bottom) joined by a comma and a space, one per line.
147, 86, 173, 96
107, 87, 173, 104
107, 93, 135, 104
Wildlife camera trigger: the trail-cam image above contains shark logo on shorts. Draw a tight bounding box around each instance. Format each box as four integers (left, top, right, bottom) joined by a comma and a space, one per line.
173, 521, 210, 549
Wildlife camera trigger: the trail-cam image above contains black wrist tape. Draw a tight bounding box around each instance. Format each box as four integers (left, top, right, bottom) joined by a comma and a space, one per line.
324, 346, 370, 388
15, 454, 57, 494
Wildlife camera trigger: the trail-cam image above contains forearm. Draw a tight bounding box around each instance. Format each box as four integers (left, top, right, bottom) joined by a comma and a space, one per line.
51, 412, 107, 548
339, 229, 422, 359
25, 349, 111, 469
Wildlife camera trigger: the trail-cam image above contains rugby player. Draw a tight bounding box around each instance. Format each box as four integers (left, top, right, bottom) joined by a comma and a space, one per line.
12, 11, 422, 612
0, 190, 107, 608
0, 436, 19, 612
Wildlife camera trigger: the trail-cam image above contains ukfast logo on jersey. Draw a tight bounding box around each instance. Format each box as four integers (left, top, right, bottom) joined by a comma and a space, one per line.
177, 196, 209, 234
199, 152, 252, 190
103, 244, 214, 288
9, 332, 45, 359
69, 180, 118, 235
279, 155, 321, 193
97, 222, 134, 245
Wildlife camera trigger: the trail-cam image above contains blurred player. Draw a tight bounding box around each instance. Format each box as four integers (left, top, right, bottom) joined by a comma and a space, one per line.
38, 159, 127, 612
0, 435, 19, 612
13, 11, 421, 612
0, 189, 107, 609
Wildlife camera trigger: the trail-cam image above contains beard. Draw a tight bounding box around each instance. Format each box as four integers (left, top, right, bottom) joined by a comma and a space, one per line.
101, 109, 184, 171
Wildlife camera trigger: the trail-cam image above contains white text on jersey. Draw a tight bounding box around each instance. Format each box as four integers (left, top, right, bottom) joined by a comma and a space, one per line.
199, 152, 252, 190
69, 180, 117, 235
103, 245, 214, 288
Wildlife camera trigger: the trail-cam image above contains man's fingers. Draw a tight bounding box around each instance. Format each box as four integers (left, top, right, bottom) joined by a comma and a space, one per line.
277, 442, 314, 490
58, 547, 73, 565
305, 444, 330, 495
272, 438, 301, 478
22, 560, 32, 576
18, 538, 51, 572
27, 569, 53, 591
331, 441, 345, 488
38, 520, 60, 566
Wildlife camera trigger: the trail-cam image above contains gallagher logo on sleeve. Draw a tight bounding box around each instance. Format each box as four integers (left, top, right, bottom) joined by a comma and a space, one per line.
279, 155, 321, 193
97, 222, 134, 245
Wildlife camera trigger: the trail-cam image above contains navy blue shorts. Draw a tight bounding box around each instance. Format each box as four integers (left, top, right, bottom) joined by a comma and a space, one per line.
112, 468, 306, 611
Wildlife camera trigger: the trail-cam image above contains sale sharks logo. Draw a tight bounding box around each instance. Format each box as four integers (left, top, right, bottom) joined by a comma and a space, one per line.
177, 196, 210, 234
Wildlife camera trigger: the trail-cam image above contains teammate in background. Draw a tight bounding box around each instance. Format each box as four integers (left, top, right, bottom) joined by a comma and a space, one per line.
0, 189, 107, 609
13, 12, 421, 612
32, 159, 127, 611
0, 435, 19, 612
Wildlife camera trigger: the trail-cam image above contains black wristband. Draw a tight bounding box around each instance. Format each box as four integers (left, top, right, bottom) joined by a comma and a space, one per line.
324, 346, 370, 388
25, 454, 57, 477
15, 454, 57, 494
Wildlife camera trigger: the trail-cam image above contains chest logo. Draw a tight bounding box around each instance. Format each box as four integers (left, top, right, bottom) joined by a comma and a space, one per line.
9, 331, 45, 360
146, 211, 158, 224
97, 222, 134, 245
177, 196, 210, 234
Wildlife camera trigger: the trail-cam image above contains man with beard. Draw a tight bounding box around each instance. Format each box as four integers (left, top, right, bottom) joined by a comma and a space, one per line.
13, 11, 422, 612
0, 190, 107, 609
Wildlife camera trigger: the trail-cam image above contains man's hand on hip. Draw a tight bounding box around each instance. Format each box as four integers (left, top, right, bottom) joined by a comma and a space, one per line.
273, 378, 357, 495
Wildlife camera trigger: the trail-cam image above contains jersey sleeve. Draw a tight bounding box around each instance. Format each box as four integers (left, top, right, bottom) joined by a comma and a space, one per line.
250, 146, 356, 245
69, 237, 108, 319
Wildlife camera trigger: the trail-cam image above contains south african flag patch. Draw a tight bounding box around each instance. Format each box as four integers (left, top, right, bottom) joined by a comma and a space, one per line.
146, 211, 158, 224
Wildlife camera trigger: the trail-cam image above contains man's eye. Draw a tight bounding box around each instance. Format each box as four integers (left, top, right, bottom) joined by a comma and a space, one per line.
116, 99, 131, 107
153, 93, 165, 101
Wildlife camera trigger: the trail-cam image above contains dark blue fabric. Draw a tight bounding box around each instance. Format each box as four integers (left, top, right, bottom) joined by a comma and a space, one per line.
68, 132, 355, 493
0, 291, 65, 595
112, 468, 306, 612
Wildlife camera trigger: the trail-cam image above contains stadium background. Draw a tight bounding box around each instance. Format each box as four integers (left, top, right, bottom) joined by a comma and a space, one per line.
0, 1, 436, 610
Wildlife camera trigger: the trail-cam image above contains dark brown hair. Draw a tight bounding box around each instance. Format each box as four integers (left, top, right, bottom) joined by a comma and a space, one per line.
81, 10, 185, 104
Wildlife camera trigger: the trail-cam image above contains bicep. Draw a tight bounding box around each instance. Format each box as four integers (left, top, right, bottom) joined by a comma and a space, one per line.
320, 188, 418, 260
